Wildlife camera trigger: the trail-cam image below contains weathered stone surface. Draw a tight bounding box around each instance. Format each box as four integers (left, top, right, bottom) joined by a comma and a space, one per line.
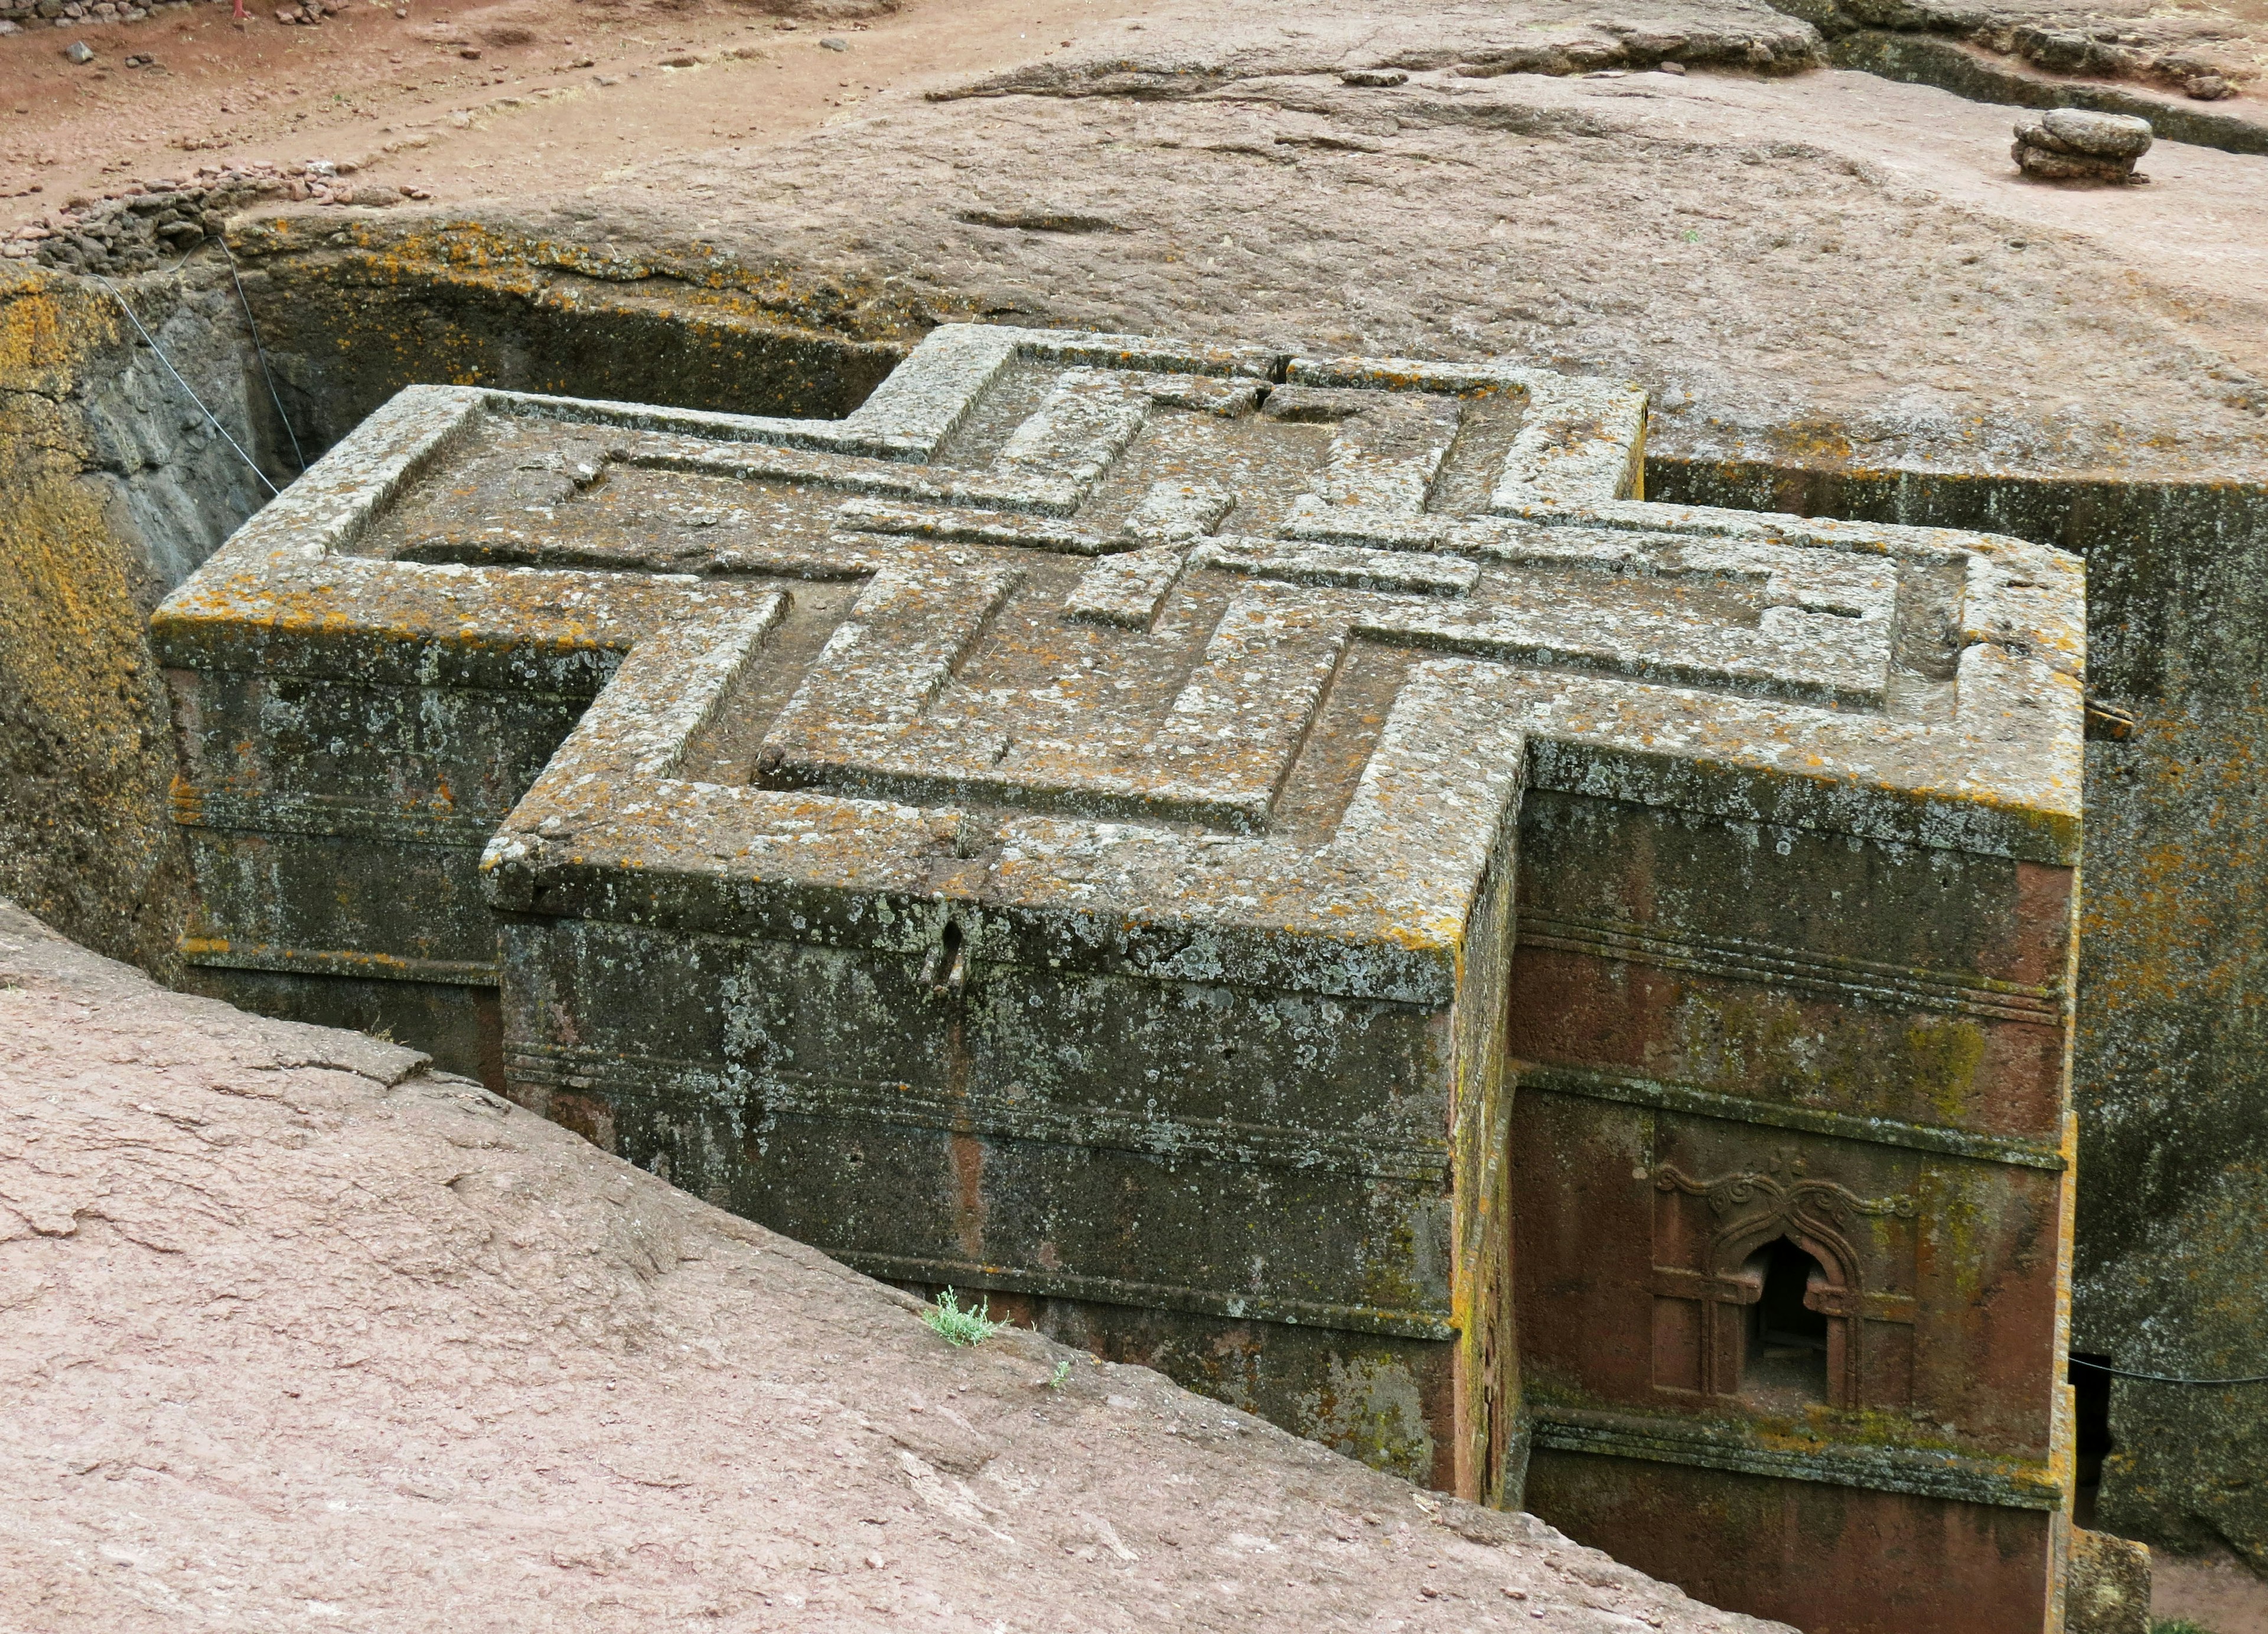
0, 896, 1792, 1634
2010, 140, 2135, 181
9, 0, 2268, 1578
2012, 109, 2152, 181
0, 261, 269, 981
154, 323, 2088, 1633
2034, 108, 2153, 157
2064, 1527, 2152, 1634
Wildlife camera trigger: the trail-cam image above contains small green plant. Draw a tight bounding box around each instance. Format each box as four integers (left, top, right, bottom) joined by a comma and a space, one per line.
1044, 1360, 1071, 1390
2152, 1620, 2219, 1634
923, 1288, 1009, 1347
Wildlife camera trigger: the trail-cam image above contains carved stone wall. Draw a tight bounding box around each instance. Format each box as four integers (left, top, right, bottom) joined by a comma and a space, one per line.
151, 323, 2087, 1634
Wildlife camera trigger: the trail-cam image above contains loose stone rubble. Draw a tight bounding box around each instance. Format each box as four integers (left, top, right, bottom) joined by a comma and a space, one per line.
154, 323, 2094, 1633
1, 0, 289, 32
1, 164, 424, 274
2012, 108, 2153, 181
1770, 0, 2262, 100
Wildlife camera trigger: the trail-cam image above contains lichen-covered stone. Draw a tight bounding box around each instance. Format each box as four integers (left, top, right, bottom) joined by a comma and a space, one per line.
2013, 111, 2155, 182
153, 324, 2088, 1634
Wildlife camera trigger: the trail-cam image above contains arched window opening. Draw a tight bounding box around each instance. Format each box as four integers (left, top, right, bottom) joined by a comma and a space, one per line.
1744, 1237, 1829, 1407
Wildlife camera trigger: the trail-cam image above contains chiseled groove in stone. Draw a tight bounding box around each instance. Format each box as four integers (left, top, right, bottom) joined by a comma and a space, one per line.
1518, 1065, 2068, 1171
477, 388, 887, 458
178, 938, 500, 987
780, 764, 1271, 834
168, 789, 507, 850
1192, 538, 1480, 598
1123, 479, 1235, 543
529, 993, 1447, 1161
1961, 550, 2084, 679
760, 564, 1025, 779
990, 368, 1153, 495
745, 1072, 1452, 1183
1064, 545, 1190, 629
1018, 330, 1286, 382
1348, 603, 1885, 712
505, 1042, 722, 1099
619, 442, 959, 493
1276, 510, 1908, 631
832, 1251, 1458, 1342
1529, 1410, 2062, 1511
1501, 490, 2088, 675
1515, 913, 2067, 1023
619, 445, 1077, 518
1324, 392, 1461, 515
1288, 356, 1531, 395
835, 499, 1115, 556
189, 385, 487, 568
1261, 384, 1462, 516
1494, 377, 1651, 510
1283, 355, 1647, 512
389, 528, 879, 582
1127, 588, 1350, 831
830, 321, 1019, 460
756, 581, 1354, 835
615, 600, 787, 782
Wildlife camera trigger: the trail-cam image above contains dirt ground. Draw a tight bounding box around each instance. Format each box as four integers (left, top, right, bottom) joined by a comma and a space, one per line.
0, 0, 1153, 234
2157, 1547, 2268, 1634
0, 899, 1788, 1633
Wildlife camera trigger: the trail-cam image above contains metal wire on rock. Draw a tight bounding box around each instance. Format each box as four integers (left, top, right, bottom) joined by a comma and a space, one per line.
95, 275, 280, 499
218, 239, 307, 476
2070, 1355, 2268, 1386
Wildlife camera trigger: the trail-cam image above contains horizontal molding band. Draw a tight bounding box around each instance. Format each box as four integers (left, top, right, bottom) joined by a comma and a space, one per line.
1521, 1065, 2065, 1171
506, 1042, 725, 1101
182, 938, 500, 987
174, 787, 508, 850
1530, 1408, 2062, 1511
1517, 912, 2067, 1026
507, 1041, 1449, 1182
839, 1249, 1458, 1342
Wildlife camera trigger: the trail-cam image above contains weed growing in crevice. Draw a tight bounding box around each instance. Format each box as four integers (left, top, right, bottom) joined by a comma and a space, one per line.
923, 1288, 1009, 1347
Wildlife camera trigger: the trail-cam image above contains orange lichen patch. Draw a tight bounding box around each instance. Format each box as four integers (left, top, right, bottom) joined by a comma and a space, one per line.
0, 265, 193, 976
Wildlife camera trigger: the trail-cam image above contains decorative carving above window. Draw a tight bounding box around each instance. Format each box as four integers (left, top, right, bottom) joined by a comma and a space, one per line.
1647, 1163, 1918, 1411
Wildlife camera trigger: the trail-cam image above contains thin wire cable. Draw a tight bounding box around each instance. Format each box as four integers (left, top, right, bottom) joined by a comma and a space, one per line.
218, 239, 305, 474
2070, 1355, 2268, 1386
95, 275, 279, 499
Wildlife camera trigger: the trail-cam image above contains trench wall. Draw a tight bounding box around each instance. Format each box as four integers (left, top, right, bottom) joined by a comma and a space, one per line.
1653, 457, 2268, 1569
0, 242, 899, 978
0, 262, 278, 976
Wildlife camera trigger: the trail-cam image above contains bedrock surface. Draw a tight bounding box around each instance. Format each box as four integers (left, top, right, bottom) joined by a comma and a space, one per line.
229, 0, 2268, 481
0, 899, 1785, 1634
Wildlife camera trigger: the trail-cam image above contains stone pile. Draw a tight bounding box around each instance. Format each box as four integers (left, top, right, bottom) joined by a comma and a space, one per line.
0, 162, 426, 274
2011, 108, 2153, 181
0, 0, 203, 32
